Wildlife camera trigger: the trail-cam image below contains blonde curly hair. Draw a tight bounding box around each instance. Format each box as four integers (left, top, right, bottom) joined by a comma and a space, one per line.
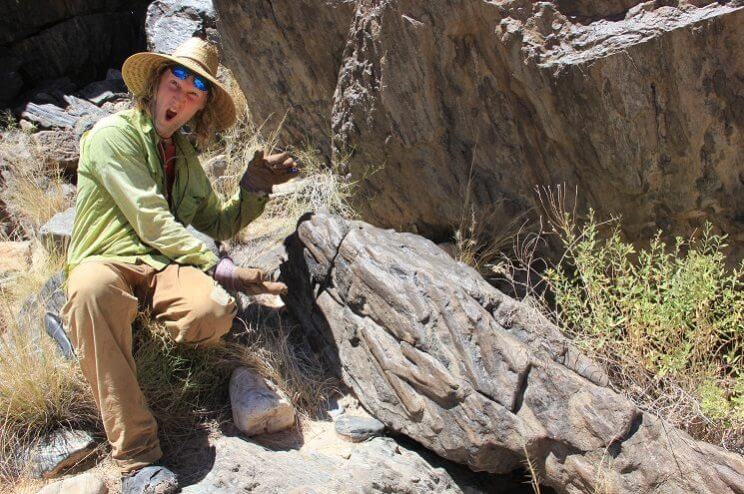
132, 63, 218, 149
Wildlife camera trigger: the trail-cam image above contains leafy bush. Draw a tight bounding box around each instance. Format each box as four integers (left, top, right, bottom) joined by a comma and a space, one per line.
543, 209, 743, 450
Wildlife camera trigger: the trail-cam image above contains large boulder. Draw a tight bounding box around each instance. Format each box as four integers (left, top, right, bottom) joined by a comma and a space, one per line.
217, 1, 744, 255
214, 0, 356, 156
282, 213, 744, 494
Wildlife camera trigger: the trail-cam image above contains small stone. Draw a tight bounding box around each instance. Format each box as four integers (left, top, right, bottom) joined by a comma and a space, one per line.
26, 430, 96, 479
21, 102, 79, 129
39, 207, 75, 254
36, 472, 107, 494
230, 367, 296, 436
334, 415, 385, 443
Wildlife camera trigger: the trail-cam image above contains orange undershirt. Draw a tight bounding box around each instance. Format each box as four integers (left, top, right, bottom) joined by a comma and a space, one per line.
157, 139, 177, 206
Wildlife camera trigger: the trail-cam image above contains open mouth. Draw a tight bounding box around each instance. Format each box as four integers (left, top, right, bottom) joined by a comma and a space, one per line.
165, 109, 177, 121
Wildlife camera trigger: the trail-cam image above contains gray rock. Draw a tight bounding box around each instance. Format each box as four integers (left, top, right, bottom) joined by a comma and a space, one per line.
229, 367, 296, 436
25, 430, 96, 479
21, 102, 79, 129
78, 79, 127, 106
106, 69, 123, 81
334, 415, 384, 443
40, 207, 75, 253
283, 213, 744, 494
35, 472, 107, 494
31, 130, 80, 174
181, 435, 495, 493
21, 94, 111, 131
18, 270, 70, 358
146, 0, 219, 54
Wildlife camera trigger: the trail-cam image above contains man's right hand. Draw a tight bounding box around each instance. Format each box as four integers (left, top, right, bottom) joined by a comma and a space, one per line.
233, 266, 287, 295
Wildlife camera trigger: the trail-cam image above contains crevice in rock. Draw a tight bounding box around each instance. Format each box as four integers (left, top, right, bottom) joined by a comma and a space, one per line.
607, 412, 644, 458
511, 362, 532, 413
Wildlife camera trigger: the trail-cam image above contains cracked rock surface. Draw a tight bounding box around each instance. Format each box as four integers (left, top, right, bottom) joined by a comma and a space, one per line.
217, 0, 744, 256
282, 213, 744, 494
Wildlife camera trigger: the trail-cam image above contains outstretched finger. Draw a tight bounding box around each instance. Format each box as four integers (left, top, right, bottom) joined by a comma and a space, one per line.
251, 149, 264, 164
245, 281, 288, 296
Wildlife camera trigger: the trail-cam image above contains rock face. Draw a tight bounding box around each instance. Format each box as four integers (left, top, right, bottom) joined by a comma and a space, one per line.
282, 213, 744, 494
217, 1, 744, 253
0, 0, 148, 106
214, 0, 356, 157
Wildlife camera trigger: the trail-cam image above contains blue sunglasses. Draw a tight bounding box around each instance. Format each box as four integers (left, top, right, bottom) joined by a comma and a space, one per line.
170, 65, 210, 92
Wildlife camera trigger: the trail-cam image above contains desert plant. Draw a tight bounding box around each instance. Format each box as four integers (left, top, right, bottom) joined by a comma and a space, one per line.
540, 202, 743, 451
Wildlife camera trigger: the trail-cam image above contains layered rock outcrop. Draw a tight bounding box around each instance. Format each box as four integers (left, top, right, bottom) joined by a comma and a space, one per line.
0, 0, 148, 106
283, 213, 744, 494
217, 1, 744, 253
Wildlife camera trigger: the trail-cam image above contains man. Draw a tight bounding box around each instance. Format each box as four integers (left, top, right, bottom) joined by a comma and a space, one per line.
62, 37, 298, 493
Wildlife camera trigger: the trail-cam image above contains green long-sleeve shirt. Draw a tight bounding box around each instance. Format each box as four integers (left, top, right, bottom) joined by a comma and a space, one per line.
66, 108, 267, 275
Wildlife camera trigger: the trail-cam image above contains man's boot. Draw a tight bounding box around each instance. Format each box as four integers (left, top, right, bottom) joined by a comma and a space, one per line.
122, 465, 179, 494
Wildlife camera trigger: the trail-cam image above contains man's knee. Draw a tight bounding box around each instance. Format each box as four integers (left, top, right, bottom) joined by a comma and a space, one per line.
167, 283, 236, 345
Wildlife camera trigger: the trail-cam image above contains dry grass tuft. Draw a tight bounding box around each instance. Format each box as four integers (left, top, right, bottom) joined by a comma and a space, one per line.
225, 313, 339, 417
131, 309, 337, 447
202, 111, 357, 247
452, 161, 532, 277
0, 243, 98, 481
0, 118, 73, 237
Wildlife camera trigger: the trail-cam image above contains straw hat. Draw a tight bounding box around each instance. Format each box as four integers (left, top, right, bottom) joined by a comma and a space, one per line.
122, 37, 236, 130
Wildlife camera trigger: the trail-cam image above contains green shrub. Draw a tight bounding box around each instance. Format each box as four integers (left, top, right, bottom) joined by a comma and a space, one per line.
543, 210, 742, 450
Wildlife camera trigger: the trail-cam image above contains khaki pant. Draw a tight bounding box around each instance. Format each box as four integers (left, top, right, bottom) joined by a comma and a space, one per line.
62, 261, 236, 473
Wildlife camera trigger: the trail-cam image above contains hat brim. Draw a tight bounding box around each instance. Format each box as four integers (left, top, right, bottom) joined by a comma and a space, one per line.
122, 52, 236, 131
